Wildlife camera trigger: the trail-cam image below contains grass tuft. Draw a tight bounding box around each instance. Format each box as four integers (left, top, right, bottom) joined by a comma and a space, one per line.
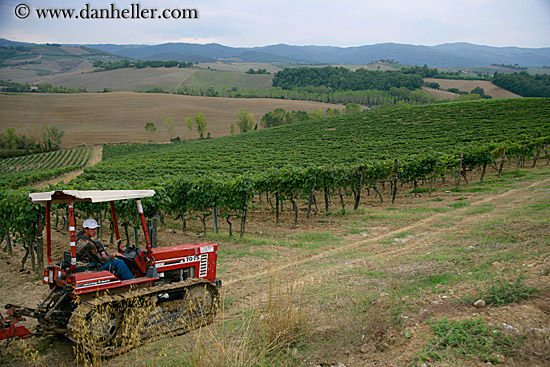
482, 277, 540, 305
418, 317, 520, 364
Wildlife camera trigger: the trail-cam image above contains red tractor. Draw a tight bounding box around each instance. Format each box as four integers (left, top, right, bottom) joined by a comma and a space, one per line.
0, 190, 221, 357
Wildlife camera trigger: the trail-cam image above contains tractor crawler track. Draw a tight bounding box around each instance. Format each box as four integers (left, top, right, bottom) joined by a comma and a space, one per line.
66, 278, 219, 358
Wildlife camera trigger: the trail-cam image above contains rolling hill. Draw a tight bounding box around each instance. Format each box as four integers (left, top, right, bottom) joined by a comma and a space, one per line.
86, 42, 550, 67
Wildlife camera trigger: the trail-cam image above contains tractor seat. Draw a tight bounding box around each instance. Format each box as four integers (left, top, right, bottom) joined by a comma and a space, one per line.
60, 251, 102, 272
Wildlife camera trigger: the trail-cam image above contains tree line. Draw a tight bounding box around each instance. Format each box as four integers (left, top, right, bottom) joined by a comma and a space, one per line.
0, 80, 87, 94
492, 72, 550, 97
0, 124, 65, 158
93, 59, 194, 71
272, 66, 425, 91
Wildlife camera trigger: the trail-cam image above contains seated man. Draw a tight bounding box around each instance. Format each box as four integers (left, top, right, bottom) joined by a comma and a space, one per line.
75, 218, 134, 281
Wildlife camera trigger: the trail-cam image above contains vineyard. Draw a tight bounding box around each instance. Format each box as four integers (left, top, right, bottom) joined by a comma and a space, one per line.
1, 98, 549, 277
0, 145, 91, 188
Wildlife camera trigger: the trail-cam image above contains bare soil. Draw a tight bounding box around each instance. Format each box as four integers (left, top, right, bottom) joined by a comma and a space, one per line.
0, 92, 344, 148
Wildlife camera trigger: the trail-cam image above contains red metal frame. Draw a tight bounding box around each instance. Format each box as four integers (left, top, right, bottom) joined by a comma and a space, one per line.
45, 201, 52, 266
68, 200, 77, 273
136, 199, 153, 262
110, 201, 123, 252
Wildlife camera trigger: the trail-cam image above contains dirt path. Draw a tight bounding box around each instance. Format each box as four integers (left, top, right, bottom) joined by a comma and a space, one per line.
39, 144, 103, 187
225, 176, 550, 289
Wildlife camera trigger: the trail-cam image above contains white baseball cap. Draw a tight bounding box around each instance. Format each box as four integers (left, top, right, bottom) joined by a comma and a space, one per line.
83, 218, 100, 229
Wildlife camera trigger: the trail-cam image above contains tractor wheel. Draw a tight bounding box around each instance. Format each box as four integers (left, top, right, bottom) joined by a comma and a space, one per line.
86, 304, 123, 348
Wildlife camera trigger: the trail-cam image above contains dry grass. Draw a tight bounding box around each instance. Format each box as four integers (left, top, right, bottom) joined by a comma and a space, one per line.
0, 92, 344, 147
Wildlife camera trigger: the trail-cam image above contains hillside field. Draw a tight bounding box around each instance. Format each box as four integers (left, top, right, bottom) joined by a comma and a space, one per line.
1, 67, 274, 93
82, 98, 550, 184
0, 92, 344, 147
424, 78, 521, 99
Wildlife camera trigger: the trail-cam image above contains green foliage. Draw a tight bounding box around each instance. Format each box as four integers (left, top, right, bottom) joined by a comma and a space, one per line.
235, 108, 255, 133
2, 99, 550, 243
261, 108, 286, 128
0, 145, 90, 188
162, 117, 175, 140
93, 59, 192, 71
146, 86, 168, 94
144, 122, 156, 134
343, 103, 362, 114
420, 317, 518, 364
185, 116, 193, 135
0, 124, 65, 158
493, 71, 550, 97
272, 66, 424, 91
482, 277, 540, 305
0, 80, 87, 93
194, 113, 207, 139
245, 68, 268, 74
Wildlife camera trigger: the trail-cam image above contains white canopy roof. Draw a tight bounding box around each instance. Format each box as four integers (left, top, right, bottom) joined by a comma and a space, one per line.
29, 190, 156, 205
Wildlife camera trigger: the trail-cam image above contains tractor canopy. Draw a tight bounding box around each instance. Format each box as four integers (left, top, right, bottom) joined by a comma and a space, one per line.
28, 189, 156, 271
29, 189, 155, 205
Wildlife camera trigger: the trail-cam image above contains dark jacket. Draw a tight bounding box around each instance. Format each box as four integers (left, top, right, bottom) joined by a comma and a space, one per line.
75, 235, 112, 265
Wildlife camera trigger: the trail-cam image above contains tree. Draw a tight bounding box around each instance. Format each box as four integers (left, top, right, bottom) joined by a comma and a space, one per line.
162, 116, 176, 140
470, 87, 484, 96
185, 116, 193, 137
194, 113, 207, 139
39, 123, 64, 151
309, 109, 323, 119
235, 108, 255, 133
343, 103, 362, 114
144, 122, 157, 135
261, 108, 286, 128
325, 108, 340, 117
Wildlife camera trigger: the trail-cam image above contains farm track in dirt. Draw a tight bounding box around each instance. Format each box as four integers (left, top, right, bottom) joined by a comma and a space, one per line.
222, 175, 550, 310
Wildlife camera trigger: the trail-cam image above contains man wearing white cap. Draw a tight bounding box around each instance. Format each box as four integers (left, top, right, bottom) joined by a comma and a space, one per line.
76, 218, 134, 280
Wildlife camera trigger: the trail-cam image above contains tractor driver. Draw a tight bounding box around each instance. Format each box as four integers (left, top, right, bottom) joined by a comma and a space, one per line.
75, 218, 134, 281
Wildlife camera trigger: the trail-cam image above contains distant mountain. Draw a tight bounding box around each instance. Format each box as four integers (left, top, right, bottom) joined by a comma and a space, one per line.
2, 38, 549, 67
83, 42, 550, 67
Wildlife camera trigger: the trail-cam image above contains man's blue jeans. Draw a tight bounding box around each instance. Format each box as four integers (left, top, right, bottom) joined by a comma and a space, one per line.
102, 259, 134, 280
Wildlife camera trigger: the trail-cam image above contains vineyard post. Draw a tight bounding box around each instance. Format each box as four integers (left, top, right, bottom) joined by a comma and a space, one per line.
240, 197, 248, 238
133, 227, 139, 246
498, 148, 507, 177
392, 159, 398, 204
212, 207, 218, 234
339, 191, 345, 211
4, 234, 12, 256
152, 216, 158, 248
353, 166, 364, 210
456, 153, 464, 187
532, 144, 541, 168
226, 215, 233, 237
290, 198, 298, 227
517, 143, 526, 168
373, 179, 383, 204
429, 169, 435, 196
98, 211, 103, 240
324, 187, 330, 212
480, 149, 489, 182
306, 183, 315, 220
275, 193, 280, 224
35, 216, 44, 276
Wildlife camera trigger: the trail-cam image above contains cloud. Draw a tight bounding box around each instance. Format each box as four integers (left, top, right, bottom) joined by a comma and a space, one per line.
0, 0, 548, 47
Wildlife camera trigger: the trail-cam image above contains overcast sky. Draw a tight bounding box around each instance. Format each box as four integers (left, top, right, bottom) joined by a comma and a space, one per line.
0, 0, 549, 48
